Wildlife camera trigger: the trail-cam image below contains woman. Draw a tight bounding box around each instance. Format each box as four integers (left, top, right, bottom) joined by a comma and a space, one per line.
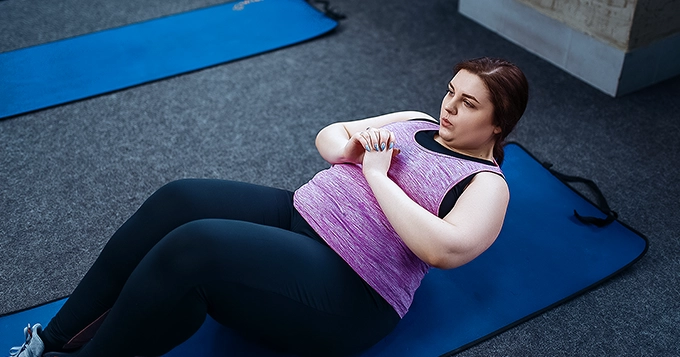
9, 57, 528, 357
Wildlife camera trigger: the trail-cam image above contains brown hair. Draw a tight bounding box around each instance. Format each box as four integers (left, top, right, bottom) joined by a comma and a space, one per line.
454, 57, 528, 165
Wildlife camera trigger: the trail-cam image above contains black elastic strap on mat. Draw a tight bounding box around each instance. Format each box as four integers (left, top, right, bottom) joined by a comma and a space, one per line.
307, 0, 346, 20
543, 163, 618, 227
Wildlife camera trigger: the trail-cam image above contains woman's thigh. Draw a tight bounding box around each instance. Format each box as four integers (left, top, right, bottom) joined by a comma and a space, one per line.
146, 218, 400, 356
45, 179, 298, 346
137, 178, 296, 231
100, 179, 296, 270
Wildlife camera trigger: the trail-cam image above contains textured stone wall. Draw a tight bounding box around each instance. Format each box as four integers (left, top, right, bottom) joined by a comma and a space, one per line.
516, 0, 636, 50
628, 0, 680, 49
516, 0, 680, 51
460, 0, 680, 95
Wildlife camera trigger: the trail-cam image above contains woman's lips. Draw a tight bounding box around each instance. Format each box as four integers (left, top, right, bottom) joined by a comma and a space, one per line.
441, 117, 452, 127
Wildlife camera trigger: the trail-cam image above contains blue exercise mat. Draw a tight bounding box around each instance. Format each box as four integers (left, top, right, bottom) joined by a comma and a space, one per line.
0, 143, 647, 356
0, 0, 338, 119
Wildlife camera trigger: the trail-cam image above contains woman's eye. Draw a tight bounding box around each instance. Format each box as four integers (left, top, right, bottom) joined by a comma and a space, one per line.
464, 100, 474, 108
446, 89, 454, 96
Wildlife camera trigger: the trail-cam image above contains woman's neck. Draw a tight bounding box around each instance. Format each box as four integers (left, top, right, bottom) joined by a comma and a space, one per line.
433, 134, 495, 161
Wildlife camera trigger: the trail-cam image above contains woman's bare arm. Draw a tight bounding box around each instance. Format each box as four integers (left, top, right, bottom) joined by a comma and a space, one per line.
315, 110, 506, 269
315, 111, 434, 164
363, 151, 509, 269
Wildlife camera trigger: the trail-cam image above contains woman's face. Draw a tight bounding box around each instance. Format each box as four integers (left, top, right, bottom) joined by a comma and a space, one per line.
438, 69, 500, 158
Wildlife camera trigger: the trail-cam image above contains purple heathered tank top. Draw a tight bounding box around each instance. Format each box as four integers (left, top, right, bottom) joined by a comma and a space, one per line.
293, 120, 504, 317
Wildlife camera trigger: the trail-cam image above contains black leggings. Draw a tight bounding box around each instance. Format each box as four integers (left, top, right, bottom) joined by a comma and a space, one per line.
40, 179, 399, 357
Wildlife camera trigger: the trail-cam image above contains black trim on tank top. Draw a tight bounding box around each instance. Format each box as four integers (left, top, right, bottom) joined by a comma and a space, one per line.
408, 119, 498, 217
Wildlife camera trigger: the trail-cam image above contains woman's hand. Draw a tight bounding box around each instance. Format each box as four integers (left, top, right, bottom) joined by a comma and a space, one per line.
315, 111, 430, 165
360, 127, 399, 177
339, 131, 369, 165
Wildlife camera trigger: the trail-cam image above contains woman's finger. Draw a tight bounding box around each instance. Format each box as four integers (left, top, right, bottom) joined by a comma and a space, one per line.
387, 130, 396, 150
362, 128, 396, 152
380, 129, 393, 151
371, 128, 386, 151
374, 129, 392, 151
363, 129, 376, 151
374, 129, 384, 151
369, 130, 380, 152
358, 131, 372, 151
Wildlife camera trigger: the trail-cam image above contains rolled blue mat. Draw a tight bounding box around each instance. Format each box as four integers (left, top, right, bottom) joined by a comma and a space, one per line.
0, 0, 338, 119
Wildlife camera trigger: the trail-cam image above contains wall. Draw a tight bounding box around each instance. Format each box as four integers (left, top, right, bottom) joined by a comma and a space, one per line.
459, 0, 680, 96
516, 0, 636, 50
629, 0, 680, 49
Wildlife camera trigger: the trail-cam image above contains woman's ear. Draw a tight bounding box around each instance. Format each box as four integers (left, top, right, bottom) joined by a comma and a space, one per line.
493, 125, 502, 135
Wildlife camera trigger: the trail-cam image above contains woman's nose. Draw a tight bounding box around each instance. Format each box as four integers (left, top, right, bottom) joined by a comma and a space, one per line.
444, 99, 457, 114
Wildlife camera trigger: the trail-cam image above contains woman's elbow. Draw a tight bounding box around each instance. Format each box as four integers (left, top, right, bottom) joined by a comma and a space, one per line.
428, 253, 474, 270
428, 239, 496, 270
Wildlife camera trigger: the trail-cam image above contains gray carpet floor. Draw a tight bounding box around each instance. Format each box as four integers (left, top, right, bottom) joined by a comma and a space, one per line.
1, 0, 678, 356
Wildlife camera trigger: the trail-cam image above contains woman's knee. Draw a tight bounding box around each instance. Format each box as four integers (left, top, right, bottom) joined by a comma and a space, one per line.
146, 219, 229, 279
132, 179, 212, 225
146, 179, 200, 209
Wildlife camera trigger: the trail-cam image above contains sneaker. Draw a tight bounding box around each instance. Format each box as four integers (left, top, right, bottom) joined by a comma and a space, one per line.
8, 324, 45, 357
